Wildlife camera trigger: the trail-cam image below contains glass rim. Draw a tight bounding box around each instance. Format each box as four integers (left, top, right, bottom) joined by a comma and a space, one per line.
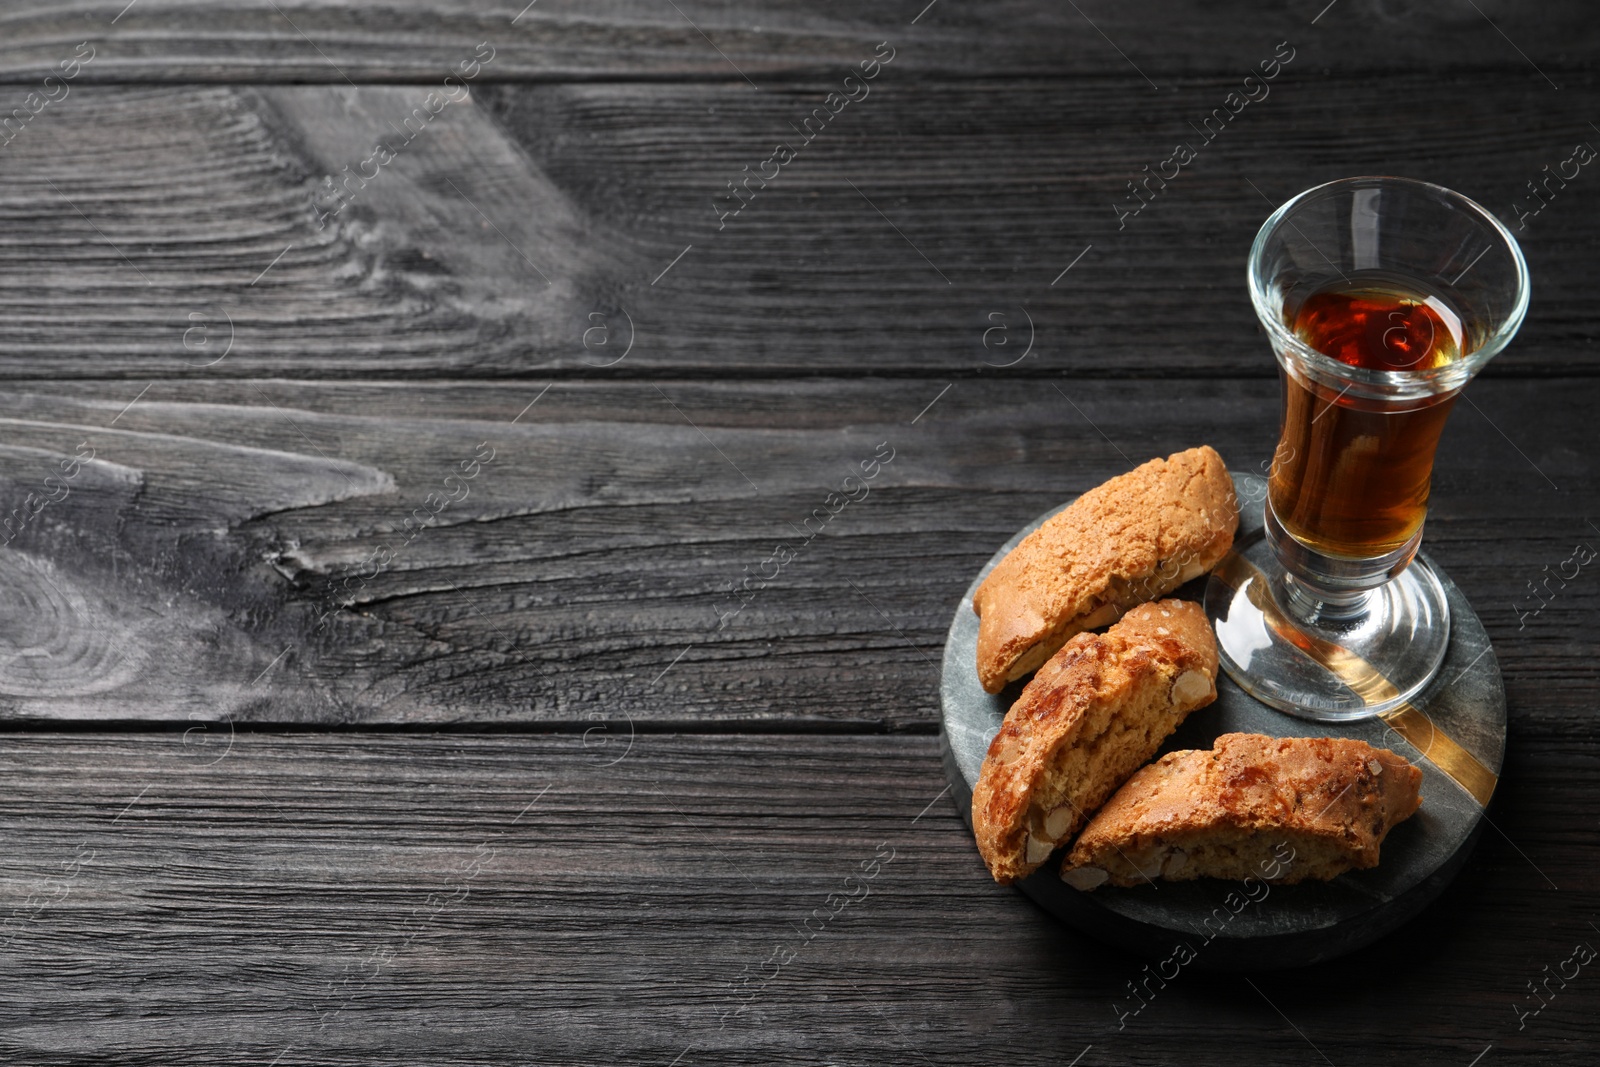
1247, 175, 1531, 393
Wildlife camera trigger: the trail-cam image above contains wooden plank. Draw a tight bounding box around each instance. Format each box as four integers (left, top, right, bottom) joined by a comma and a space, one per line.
0, 0, 1593, 83
0, 377, 1588, 729
0, 75, 1596, 379
482, 72, 1600, 378
0, 730, 1591, 1064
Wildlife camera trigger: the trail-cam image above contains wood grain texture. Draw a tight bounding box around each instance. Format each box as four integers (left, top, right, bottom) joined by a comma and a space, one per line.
0, 378, 1587, 731
0, 730, 1590, 1066
0, 0, 1592, 82
0, 73, 1596, 378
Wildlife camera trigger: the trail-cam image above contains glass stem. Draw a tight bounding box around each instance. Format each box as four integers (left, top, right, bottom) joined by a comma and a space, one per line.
1279, 574, 1371, 625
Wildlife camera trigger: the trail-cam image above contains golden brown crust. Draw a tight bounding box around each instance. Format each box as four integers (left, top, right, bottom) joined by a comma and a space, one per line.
970, 600, 1220, 884
1061, 733, 1423, 888
972, 446, 1237, 694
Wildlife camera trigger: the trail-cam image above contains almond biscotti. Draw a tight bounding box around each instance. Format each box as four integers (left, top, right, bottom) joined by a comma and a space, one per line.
972, 446, 1237, 694
1061, 733, 1423, 890
971, 600, 1220, 884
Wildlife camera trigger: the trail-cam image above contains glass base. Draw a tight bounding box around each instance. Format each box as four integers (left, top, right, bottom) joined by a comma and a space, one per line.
1204, 533, 1451, 723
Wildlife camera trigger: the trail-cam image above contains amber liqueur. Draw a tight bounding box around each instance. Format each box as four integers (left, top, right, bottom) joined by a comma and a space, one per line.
1268, 280, 1467, 558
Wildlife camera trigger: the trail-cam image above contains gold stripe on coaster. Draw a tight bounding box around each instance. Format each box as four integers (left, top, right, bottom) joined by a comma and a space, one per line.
1213, 552, 1499, 808
1378, 704, 1498, 808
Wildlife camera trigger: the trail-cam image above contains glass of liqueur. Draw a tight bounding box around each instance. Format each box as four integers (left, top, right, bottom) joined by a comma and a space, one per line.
1206, 177, 1529, 721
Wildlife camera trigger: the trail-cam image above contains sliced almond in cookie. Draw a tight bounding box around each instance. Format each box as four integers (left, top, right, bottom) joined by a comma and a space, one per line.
1043, 805, 1076, 841
1170, 670, 1212, 706
1062, 866, 1108, 890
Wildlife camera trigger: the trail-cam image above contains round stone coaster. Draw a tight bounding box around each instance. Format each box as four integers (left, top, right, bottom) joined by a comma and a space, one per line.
939, 472, 1505, 970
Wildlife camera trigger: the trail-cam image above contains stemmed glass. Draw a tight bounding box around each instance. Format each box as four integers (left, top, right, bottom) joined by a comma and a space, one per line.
1206, 177, 1530, 722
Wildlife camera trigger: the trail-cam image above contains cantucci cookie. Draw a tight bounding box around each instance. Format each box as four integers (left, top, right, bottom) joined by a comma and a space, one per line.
971, 600, 1220, 885
972, 445, 1236, 694
1061, 733, 1423, 890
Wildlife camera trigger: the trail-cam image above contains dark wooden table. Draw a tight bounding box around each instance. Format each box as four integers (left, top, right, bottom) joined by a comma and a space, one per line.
0, 2, 1595, 1063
